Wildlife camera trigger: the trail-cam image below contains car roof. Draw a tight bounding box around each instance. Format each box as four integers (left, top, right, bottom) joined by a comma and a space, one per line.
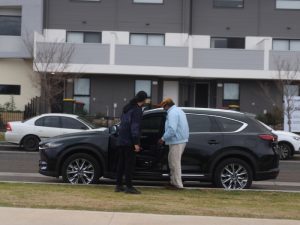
144, 107, 245, 118
38, 113, 79, 118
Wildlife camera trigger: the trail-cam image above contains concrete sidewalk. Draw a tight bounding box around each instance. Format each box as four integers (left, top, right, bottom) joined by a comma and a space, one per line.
0, 207, 299, 225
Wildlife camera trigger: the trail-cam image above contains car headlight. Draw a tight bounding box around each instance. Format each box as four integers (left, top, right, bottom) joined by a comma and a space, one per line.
40, 142, 63, 149
292, 136, 300, 141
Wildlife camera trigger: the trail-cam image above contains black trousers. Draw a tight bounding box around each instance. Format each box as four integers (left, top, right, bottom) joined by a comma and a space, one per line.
116, 145, 136, 188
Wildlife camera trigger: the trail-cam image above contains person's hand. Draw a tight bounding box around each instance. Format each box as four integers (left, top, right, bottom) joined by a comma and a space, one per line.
134, 145, 141, 152
158, 138, 164, 145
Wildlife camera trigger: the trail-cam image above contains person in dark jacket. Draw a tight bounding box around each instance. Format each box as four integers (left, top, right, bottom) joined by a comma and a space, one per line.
115, 91, 147, 194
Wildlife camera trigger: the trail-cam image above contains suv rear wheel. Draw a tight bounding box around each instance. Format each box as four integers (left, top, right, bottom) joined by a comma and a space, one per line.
214, 158, 253, 189
62, 153, 101, 184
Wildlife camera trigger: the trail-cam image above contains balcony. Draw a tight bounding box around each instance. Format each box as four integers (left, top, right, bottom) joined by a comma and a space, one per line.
34, 37, 300, 80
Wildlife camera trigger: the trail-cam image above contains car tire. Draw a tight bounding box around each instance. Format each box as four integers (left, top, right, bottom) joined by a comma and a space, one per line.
278, 142, 292, 160
213, 158, 253, 189
22, 135, 40, 151
62, 153, 101, 184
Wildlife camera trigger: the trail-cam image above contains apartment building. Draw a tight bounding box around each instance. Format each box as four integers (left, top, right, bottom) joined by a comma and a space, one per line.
0, 0, 43, 110
34, 0, 300, 117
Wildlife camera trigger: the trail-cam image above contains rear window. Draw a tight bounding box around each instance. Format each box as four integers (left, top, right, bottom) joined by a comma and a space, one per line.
215, 117, 244, 132
245, 116, 271, 133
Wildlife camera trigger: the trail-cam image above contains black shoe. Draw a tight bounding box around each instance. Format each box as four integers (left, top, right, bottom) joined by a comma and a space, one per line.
115, 185, 125, 192
124, 186, 141, 194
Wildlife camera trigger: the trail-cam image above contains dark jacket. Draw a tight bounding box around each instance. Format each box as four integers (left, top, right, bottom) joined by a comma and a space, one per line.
117, 103, 143, 146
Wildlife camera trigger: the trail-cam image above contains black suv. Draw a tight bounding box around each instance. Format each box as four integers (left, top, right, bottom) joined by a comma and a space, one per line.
39, 108, 280, 189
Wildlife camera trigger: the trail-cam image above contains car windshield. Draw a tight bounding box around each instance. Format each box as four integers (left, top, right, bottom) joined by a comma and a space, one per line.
78, 116, 99, 129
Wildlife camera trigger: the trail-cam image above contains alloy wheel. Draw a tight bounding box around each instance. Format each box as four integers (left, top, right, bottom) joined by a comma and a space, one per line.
66, 158, 95, 184
220, 163, 249, 189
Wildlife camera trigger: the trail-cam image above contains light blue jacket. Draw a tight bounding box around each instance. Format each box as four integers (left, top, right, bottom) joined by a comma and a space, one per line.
162, 105, 189, 145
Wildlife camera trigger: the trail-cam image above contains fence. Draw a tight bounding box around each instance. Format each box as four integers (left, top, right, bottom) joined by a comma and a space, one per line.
24, 96, 42, 120
0, 111, 24, 131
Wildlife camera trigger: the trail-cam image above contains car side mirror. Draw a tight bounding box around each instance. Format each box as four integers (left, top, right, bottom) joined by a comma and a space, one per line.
110, 125, 119, 135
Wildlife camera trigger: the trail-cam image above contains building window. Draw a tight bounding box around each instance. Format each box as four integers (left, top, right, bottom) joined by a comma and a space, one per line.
211, 37, 245, 49
0, 16, 21, 36
273, 39, 300, 51
135, 80, 151, 97
0, 85, 21, 95
130, 33, 164, 46
276, 0, 300, 9
133, 0, 163, 3
71, 0, 101, 2
74, 78, 90, 112
223, 83, 239, 109
213, 0, 244, 8
67, 32, 101, 43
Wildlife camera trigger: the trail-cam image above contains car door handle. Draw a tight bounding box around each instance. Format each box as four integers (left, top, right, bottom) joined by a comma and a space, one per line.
208, 140, 220, 145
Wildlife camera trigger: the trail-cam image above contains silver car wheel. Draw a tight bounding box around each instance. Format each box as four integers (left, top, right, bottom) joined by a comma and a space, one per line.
66, 158, 95, 184
278, 143, 291, 160
220, 163, 249, 189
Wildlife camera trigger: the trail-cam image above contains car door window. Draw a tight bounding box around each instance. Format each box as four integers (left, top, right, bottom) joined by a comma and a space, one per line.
215, 117, 244, 132
61, 117, 88, 130
141, 116, 163, 134
187, 114, 212, 133
35, 116, 60, 128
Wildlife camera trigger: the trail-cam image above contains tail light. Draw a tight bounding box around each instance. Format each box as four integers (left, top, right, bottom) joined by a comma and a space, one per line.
259, 134, 277, 142
6, 123, 12, 132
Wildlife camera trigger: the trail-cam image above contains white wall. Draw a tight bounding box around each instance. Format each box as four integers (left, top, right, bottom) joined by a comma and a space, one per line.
246, 36, 272, 50
0, 59, 40, 110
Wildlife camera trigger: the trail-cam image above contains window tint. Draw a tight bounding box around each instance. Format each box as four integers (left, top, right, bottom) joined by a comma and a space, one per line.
35, 116, 60, 128
67, 32, 101, 43
130, 33, 165, 46
0, 16, 21, 36
187, 114, 212, 132
215, 117, 243, 132
214, 0, 244, 8
276, 0, 300, 9
133, 0, 163, 3
0, 85, 20, 95
211, 37, 245, 49
141, 116, 163, 133
61, 117, 88, 129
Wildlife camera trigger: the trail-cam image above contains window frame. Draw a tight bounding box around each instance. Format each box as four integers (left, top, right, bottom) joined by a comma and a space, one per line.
73, 78, 91, 113
214, 116, 247, 133
132, 0, 164, 4
0, 84, 21, 95
0, 15, 21, 36
273, 38, 300, 51
66, 31, 102, 43
213, 0, 244, 8
275, 0, 300, 10
130, 33, 165, 46
135, 80, 152, 98
211, 37, 245, 49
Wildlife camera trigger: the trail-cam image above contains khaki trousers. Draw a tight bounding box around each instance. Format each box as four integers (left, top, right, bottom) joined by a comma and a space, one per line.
168, 143, 186, 188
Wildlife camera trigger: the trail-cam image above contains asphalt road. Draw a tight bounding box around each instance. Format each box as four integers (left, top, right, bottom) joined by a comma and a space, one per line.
0, 148, 299, 191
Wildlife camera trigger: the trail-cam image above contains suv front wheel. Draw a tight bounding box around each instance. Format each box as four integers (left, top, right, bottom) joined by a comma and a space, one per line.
214, 158, 253, 189
62, 153, 101, 184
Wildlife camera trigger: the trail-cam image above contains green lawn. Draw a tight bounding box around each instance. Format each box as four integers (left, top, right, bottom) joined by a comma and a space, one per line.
0, 182, 299, 220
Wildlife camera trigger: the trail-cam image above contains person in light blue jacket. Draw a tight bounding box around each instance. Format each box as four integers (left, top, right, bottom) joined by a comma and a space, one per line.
158, 98, 189, 189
